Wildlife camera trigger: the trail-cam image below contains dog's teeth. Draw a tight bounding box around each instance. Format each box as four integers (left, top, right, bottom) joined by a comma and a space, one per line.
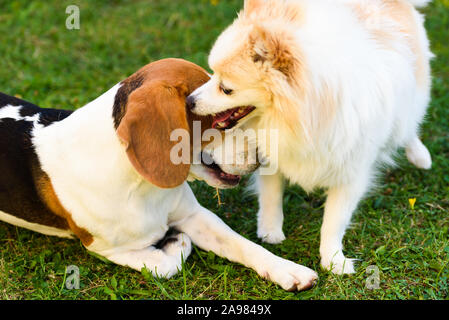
218, 122, 226, 127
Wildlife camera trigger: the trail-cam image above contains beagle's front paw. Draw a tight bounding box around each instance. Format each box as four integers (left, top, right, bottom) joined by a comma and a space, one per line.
263, 258, 318, 291
162, 232, 192, 260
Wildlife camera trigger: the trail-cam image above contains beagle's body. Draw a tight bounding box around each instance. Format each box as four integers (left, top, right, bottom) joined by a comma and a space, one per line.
0, 59, 317, 291
0, 93, 73, 237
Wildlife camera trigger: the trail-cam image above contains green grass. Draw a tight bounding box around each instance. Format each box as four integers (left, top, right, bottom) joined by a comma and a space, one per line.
0, 0, 448, 300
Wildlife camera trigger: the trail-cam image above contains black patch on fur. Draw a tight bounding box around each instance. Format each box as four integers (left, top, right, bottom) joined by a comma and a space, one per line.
0, 92, 73, 127
0, 92, 73, 230
154, 228, 181, 249
112, 73, 145, 129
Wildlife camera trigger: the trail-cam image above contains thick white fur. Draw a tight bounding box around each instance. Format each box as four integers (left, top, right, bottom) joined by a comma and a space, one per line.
189, 0, 433, 274
28, 83, 317, 291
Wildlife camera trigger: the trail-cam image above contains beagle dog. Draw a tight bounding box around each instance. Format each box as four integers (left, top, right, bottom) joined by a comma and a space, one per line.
0, 58, 317, 291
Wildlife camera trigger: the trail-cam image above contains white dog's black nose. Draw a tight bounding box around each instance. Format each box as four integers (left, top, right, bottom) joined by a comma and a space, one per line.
186, 95, 196, 111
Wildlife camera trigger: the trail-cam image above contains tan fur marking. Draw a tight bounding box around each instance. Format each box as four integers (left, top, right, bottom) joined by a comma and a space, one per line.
35, 174, 93, 246
242, 0, 303, 24
243, 0, 264, 15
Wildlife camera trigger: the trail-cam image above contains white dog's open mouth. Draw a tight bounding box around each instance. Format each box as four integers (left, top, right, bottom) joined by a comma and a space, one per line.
212, 106, 256, 130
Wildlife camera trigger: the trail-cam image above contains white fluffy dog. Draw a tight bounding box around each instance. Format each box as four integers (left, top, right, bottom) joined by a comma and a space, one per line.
187, 0, 434, 274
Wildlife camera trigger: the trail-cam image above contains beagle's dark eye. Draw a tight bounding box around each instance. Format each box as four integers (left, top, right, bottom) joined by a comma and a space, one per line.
220, 84, 233, 95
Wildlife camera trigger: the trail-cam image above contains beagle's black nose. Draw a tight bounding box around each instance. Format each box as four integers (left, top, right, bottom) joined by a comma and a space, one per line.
186, 95, 196, 111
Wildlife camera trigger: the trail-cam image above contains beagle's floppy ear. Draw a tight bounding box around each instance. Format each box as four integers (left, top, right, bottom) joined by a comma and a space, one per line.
116, 81, 190, 188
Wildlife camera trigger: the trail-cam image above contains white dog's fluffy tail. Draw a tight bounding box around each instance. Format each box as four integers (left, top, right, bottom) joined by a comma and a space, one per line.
407, 0, 432, 7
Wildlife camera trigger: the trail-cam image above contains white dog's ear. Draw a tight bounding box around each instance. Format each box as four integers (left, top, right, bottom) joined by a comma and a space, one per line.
249, 25, 298, 77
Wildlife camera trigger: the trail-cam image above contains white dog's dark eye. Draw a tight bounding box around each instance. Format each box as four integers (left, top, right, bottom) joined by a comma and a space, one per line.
220, 84, 233, 95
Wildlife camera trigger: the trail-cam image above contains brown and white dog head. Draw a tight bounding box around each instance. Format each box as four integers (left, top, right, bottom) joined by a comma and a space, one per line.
113, 58, 257, 189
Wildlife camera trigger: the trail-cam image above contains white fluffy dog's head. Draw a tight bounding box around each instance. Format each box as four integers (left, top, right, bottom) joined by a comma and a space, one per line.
187, 0, 307, 133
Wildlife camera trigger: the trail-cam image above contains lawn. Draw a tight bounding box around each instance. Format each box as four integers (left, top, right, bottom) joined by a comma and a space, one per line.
0, 0, 448, 300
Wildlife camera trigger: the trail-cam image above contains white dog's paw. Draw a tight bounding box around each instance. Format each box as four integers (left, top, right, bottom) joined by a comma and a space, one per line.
264, 259, 318, 291
320, 252, 356, 275
406, 138, 432, 170
257, 226, 286, 244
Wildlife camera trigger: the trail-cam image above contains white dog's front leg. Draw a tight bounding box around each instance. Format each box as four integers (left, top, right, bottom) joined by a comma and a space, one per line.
256, 171, 286, 244
320, 174, 371, 274
176, 207, 317, 291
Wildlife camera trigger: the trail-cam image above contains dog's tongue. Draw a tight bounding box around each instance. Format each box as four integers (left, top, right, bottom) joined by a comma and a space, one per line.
212, 108, 237, 129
